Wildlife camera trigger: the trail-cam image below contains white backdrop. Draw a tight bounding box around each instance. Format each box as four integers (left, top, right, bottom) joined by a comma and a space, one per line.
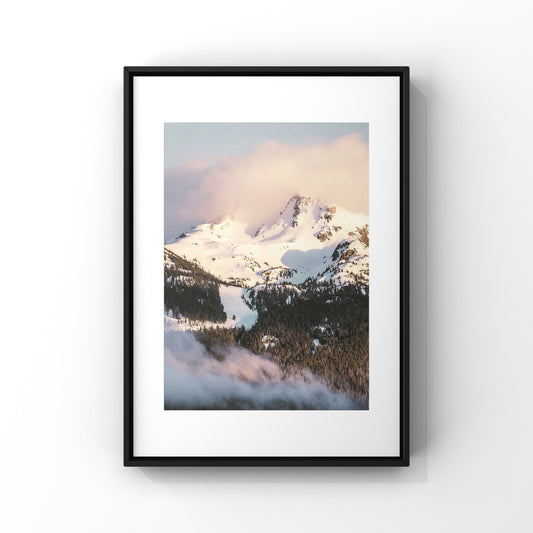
1, 1, 532, 532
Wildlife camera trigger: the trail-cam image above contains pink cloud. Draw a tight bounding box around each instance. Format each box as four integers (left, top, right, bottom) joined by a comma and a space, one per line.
165, 133, 368, 238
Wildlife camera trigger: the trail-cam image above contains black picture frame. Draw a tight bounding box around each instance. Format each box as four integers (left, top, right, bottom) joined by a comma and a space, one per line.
124, 66, 409, 467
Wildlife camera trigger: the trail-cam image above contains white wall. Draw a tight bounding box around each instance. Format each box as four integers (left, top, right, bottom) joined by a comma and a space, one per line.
1, 1, 532, 531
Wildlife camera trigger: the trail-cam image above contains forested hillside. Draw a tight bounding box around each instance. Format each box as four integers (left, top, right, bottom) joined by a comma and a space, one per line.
194, 283, 369, 402
164, 249, 226, 323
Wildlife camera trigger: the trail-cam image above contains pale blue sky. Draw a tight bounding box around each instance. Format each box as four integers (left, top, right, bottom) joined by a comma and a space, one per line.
164, 123, 368, 169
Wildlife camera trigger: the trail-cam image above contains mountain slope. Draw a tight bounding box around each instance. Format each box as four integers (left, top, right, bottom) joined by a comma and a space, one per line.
165, 195, 369, 290
164, 195, 370, 404
164, 248, 258, 330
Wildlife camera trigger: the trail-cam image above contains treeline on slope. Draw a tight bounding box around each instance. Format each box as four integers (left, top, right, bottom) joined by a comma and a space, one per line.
164, 249, 226, 323
194, 283, 369, 401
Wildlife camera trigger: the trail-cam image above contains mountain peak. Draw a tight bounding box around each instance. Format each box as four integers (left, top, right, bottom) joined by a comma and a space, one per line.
289, 193, 310, 203
249, 195, 341, 244
283, 195, 335, 228
165, 193, 369, 289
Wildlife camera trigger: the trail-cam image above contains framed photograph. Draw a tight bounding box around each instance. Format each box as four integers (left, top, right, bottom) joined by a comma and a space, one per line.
124, 66, 409, 466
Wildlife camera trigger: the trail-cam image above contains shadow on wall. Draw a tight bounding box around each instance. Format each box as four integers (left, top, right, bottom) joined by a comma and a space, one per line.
138, 82, 429, 484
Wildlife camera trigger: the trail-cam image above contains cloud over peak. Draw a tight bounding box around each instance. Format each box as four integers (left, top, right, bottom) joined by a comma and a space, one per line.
165, 132, 368, 239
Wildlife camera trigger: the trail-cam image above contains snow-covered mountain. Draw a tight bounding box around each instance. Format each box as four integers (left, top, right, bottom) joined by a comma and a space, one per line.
164, 195, 370, 405
165, 195, 369, 290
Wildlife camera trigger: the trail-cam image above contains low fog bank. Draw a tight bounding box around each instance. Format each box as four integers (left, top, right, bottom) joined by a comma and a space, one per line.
164, 329, 364, 410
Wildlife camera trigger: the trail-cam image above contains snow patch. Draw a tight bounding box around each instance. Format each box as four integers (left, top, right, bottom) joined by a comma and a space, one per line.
219, 285, 258, 330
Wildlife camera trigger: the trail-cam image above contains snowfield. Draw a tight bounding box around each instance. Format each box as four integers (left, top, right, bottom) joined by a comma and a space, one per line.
164, 285, 258, 332
218, 285, 258, 329
165, 195, 369, 289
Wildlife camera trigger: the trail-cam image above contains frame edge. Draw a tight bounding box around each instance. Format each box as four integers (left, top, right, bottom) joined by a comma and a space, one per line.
124, 67, 134, 466
123, 66, 411, 467
399, 67, 410, 467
